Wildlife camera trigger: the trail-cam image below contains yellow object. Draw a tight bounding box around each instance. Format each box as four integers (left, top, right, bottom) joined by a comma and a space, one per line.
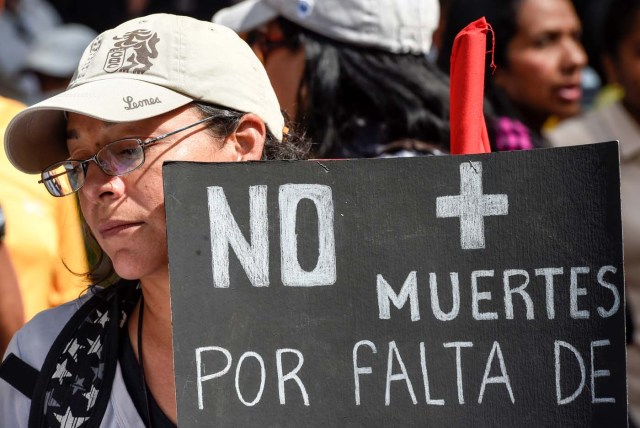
543, 84, 625, 134
0, 96, 88, 321
593, 83, 624, 109
542, 115, 560, 132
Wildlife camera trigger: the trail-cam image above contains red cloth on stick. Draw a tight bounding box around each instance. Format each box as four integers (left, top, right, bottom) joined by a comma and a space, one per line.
449, 17, 493, 155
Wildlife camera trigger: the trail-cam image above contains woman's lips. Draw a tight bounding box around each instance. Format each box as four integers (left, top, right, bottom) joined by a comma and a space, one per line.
99, 221, 143, 238
557, 85, 582, 103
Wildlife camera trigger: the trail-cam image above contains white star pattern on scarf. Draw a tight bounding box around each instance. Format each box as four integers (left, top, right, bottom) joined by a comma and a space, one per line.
83, 384, 99, 410
54, 407, 90, 428
91, 362, 104, 381
71, 375, 86, 395
45, 389, 60, 409
66, 339, 84, 362
95, 310, 110, 327
52, 360, 72, 384
86, 336, 102, 357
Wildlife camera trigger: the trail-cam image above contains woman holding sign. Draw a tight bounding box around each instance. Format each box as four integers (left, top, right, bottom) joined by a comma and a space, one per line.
0, 13, 308, 427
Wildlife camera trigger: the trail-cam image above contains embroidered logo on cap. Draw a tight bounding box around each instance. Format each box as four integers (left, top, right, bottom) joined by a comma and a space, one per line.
75, 35, 103, 80
104, 29, 159, 74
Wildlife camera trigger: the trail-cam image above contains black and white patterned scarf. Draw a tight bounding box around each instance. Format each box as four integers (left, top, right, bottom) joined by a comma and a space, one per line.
27, 280, 140, 428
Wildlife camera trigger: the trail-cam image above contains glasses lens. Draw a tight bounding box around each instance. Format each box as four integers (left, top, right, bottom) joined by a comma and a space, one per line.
97, 139, 144, 176
41, 161, 84, 197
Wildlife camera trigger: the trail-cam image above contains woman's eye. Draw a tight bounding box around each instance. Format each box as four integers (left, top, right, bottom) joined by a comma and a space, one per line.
114, 147, 140, 158
533, 32, 558, 48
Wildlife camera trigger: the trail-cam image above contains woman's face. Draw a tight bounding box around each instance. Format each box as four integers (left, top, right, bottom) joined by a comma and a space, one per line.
605, 11, 640, 122
494, 0, 587, 127
67, 106, 245, 282
248, 21, 306, 121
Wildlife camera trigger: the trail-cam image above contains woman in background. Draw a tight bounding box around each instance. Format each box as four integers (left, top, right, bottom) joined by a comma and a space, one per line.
213, 0, 450, 158
437, 0, 587, 151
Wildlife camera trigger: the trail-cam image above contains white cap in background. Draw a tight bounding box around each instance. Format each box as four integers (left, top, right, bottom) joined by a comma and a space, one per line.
23, 24, 98, 78
213, 0, 440, 55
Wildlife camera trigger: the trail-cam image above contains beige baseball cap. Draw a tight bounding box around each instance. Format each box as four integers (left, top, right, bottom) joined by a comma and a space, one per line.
212, 0, 440, 55
5, 13, 284, 174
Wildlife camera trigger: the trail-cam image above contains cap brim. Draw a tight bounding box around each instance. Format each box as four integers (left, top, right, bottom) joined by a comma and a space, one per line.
212, 0, 278, 33
5, 78, 192, 174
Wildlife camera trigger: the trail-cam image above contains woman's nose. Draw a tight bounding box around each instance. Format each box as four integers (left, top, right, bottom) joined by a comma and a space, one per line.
80, 160, 125, 201
562, 38, 588, 73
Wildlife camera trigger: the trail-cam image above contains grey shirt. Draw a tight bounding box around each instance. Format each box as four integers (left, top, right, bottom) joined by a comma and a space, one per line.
0, 292, 146, 428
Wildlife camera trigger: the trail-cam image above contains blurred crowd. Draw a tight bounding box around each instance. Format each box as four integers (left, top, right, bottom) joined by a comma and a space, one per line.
0, 0, 638, 423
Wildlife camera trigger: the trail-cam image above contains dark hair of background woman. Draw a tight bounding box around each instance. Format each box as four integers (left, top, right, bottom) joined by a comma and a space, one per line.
276, 17, 451, 158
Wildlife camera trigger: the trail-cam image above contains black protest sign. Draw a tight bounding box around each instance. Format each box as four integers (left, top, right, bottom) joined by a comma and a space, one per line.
163, 142, 626, 427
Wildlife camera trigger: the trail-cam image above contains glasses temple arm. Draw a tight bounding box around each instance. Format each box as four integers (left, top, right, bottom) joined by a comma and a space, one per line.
143, 115, 218, 146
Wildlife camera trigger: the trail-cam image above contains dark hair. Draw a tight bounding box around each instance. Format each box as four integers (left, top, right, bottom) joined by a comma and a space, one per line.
436, 0, 523, 74
193, 103, 311, 160
85, 102, 311, 287
490, 0, 524, 69
602, 0, 640, 60
482, 0, 537, 147
275, 17, 450, 158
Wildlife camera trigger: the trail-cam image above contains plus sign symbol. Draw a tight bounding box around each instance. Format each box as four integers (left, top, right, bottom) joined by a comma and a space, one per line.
436, 161, 509, 250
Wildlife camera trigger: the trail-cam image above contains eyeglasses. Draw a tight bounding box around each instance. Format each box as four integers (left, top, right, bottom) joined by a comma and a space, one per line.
246, 30, 289, 64
39, 115, 217, 197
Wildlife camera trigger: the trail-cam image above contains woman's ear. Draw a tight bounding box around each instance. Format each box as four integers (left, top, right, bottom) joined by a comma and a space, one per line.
225, 113, 267, 161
